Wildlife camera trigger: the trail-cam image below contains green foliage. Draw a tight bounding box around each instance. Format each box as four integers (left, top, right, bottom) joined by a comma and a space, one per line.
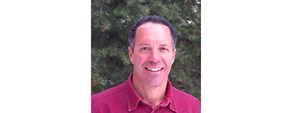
92, 0, 201, 100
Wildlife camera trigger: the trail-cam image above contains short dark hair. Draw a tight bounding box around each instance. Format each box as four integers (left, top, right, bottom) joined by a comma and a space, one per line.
128, 15, 177, 50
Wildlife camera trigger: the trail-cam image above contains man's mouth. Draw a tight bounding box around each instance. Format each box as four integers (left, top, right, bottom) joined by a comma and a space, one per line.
145, 67, 163, 72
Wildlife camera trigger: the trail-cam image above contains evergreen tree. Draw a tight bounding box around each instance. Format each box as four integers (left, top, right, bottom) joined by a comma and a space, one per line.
92, 0, 201, 100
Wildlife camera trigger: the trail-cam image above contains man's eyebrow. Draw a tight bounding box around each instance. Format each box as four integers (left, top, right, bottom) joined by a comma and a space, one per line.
137, 43, 150, 46
160, 44, 169, 46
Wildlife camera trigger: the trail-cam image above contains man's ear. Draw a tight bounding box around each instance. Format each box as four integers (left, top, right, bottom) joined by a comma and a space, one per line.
172, 49, 176, 64
128, 46, 134, 64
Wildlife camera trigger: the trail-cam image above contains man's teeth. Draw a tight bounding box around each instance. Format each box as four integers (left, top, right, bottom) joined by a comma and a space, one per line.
146, 67, 162, 72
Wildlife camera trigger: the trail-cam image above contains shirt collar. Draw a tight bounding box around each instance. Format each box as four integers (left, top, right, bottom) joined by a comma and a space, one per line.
165, 80, 178, 112
125, 73, 142, 112
124, 73, 178, 112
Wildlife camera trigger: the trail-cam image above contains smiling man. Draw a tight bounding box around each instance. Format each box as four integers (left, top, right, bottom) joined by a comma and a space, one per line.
92, 15, 200, 113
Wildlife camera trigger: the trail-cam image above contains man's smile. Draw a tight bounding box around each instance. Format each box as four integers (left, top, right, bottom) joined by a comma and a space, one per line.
145, 67, 164, 72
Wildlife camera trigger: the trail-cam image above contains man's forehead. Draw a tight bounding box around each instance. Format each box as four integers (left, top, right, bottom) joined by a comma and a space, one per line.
135, 22, 172, 38
134, 22, 173, 47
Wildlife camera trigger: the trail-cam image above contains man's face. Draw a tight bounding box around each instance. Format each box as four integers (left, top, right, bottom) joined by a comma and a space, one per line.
128, 22, 176, 87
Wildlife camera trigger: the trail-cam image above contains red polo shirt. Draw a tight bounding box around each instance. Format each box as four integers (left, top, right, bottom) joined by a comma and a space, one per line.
92, 73, 201, 113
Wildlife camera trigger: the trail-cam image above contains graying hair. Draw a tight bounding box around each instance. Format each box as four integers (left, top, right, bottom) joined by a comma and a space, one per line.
128, 15, 177, 51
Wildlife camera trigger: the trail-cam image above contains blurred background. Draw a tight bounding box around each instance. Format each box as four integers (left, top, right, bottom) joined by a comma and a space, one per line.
91, 0, 201, 100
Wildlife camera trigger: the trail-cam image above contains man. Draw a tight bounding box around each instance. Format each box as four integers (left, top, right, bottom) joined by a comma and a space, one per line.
92, 15, 200, 113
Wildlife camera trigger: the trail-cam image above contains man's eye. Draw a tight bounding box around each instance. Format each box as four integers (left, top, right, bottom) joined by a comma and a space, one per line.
141, 47, 150, 51
160, 48, 168, 51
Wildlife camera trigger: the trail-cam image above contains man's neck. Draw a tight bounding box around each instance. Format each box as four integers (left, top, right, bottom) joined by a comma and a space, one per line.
132, 75, 168, 109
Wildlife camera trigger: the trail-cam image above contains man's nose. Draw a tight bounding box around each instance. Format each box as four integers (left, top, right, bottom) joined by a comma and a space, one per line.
148, 50, 160, 63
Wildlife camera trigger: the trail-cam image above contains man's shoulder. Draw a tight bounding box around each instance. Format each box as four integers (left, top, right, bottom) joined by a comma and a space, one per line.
92, 83, 129, 113
172, 87, 200, 104
92, 83, 126, 104
171, 87, 201, 112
